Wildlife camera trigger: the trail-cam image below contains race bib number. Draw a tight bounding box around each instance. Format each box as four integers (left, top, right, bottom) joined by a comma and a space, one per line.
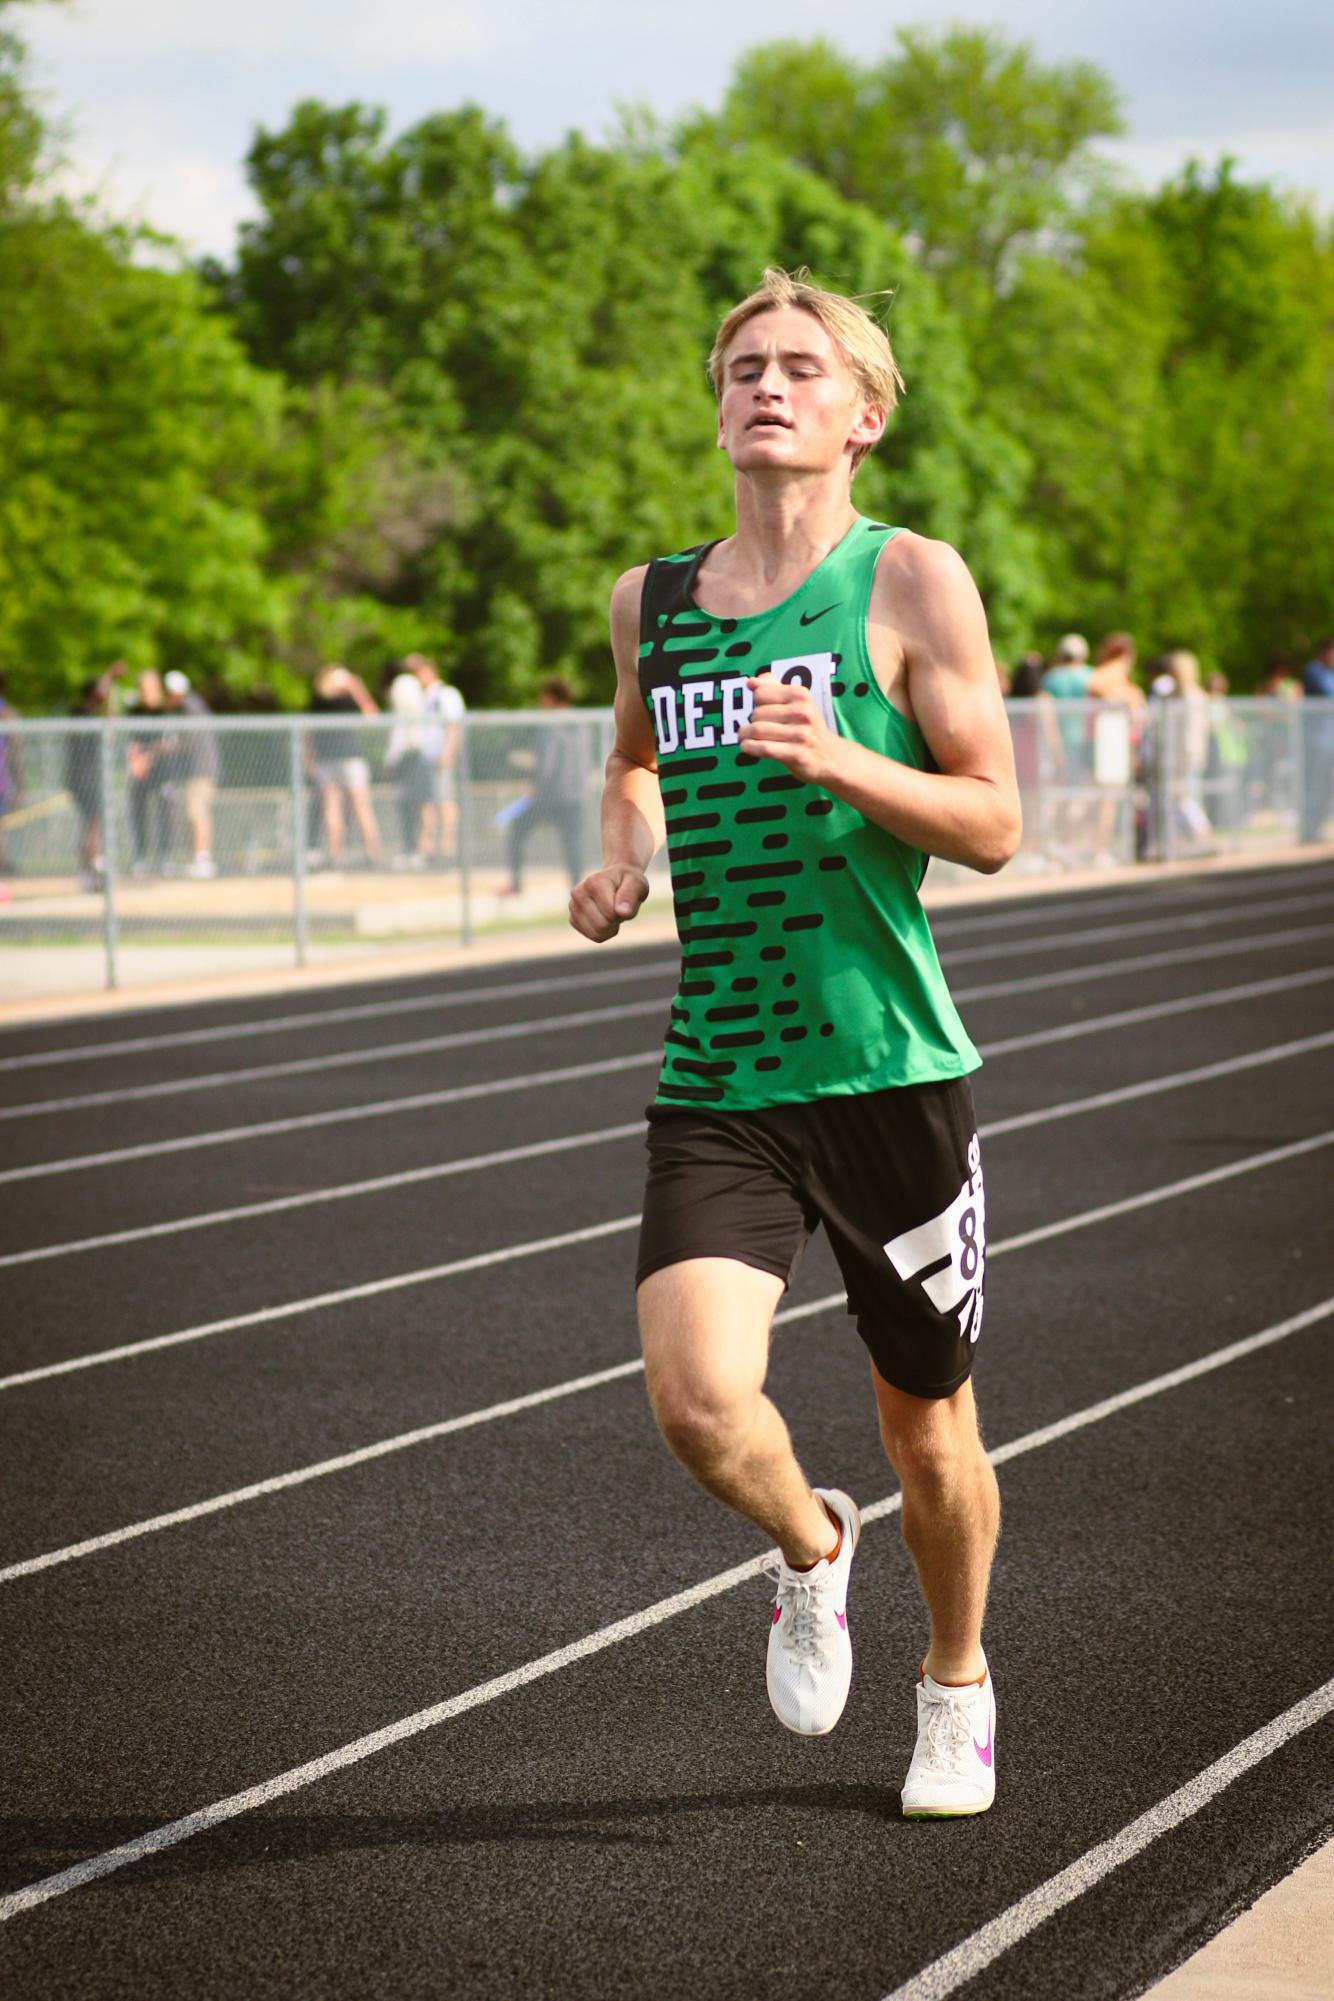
882, 1134, 986, 1345
767, 652, 840, 733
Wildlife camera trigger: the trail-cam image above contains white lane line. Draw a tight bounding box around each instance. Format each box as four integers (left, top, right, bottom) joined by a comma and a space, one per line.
0, 996, 670, 1122
0, 1124, 645, 1269
0, 960, 679, 1073
951, 920, 1332, 1007
0, 1213, 642, 1392
0, 1356, 650, 1583
4, 1166, 1330, 1584
2, 1296, 1328, 1921
0, 1049, 661, 1187
3, 920, 1329, 1161
776, 1131, 1334, 1328
978, 1030, 1334, 1140
7, 1024, 1332, 1272
978, 962, 1334, 1058
4, 1117, 1329, 1395
939, 887, 1329, 970
881, 1674, 1334, 2001
929, 865, 1334, 941
6, 865, 1311, 1074
6, 916, 1330, 1125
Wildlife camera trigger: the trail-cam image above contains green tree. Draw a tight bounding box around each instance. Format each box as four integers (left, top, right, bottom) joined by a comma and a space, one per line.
988, 163, 1334, 677
715, 28, 1123, 311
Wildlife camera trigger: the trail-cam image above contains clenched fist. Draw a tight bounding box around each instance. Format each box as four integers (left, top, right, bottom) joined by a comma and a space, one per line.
569, 863, 650, 943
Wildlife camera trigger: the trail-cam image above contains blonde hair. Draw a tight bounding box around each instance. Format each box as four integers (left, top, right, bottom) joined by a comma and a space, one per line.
707, 268, 904, 471
1163, 649, 1201, 694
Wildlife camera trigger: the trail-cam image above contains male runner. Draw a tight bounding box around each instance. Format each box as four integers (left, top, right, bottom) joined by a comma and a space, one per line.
569, 268, 1020, 1816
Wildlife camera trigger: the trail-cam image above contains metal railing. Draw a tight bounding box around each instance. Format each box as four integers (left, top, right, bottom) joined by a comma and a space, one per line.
0, 700, 1328, 1003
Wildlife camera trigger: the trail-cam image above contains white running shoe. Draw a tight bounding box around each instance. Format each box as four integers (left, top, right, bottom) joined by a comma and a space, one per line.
764, 1488, 861, 1737
901, 1659, 996, 1817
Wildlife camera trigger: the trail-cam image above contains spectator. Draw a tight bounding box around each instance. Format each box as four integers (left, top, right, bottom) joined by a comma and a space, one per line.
162, 670, 219, 878
1087, 633, 1145, 865
308, 664, 383, 869
1256, 652, 1302, 701
383, 657, 432, 866
1041, 633, 1093, 862
1009, 652, 1045, 697
127, 670, 171, 874
498, 678, 589, 895
0, 670, 22, 881
65, 676, 109, 889
1005, 656, 1058, 869
1300, 637, 1334, 842
1203, 669, 1246, 835
1158, 649, 1213, 852
410, 654, 466, 864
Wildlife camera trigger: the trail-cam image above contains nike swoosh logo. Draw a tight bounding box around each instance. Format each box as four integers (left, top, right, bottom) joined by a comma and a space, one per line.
799, 603, 838, 626
974, 1719, 993, 1768
835, 1611, 847, 1630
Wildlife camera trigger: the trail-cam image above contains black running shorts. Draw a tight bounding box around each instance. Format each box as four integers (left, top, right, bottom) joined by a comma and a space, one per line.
636, 1077, 986, 1400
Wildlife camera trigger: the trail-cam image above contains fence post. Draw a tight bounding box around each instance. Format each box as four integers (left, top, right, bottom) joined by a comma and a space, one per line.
98, 721, 120, 990
289, 722, 308, 966
456, 715, 473, 946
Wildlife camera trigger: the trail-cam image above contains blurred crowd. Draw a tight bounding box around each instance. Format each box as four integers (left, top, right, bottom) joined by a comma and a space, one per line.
0, 629, 1330, 891
999, 631, 1334, 862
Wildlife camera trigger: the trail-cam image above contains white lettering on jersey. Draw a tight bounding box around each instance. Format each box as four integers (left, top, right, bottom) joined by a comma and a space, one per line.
650, 656, 843, 756
682, 680, 716, 749
651, 684, 679, 755
882, 1134, 986, 1346
720, 677, 753, 744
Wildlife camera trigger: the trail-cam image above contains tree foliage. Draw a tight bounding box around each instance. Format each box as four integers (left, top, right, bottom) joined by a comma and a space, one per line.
2, 15, 1331, 705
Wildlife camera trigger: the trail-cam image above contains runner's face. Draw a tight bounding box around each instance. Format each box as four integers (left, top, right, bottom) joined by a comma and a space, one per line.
716, 308, 882, 475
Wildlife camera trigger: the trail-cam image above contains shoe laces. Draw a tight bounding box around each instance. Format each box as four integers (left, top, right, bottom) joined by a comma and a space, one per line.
763, 1559, 834, 1666
920, 1685, 976, 1770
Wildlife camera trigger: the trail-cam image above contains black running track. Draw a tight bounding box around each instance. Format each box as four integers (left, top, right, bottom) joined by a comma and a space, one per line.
1, 857, 1332, 2001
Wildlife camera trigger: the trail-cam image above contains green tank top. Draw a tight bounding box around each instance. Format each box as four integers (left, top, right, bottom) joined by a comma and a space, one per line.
638, 514, 980, 1110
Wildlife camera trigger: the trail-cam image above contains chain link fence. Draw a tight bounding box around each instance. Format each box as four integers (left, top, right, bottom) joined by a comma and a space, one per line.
1, 700, 1329, 1003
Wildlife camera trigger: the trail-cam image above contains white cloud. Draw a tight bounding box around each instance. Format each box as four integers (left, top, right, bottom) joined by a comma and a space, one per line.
19, 0, 1334, 258
27, 0, 495, 64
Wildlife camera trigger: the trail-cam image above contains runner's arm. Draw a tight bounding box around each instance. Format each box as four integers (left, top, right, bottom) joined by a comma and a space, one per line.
740, 537, 1021, 873
568, 566, 663, 942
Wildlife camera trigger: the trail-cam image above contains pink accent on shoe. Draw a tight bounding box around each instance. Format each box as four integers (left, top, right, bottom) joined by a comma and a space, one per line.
772, 1605, 781, 1624
974, 1716, 993, 1768
835, 1611, 847, 1630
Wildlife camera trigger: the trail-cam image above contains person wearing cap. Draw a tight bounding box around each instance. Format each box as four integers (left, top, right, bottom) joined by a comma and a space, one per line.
1038, 635, 1093, 863
162, 671, 219, 879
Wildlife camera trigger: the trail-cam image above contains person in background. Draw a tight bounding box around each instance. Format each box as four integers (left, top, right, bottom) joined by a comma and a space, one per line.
498, 677, 589, 895
127, 670, 170, 874
1300, 637, 1334, 843
162, 670, 220, 878
410, 654, 466, 864
1202, 668, 1245, 835
308, 664, 382, 870
1256, 652, 1302, 701
1157, 649, 1213, 853
1005, 656, 1058, 867
1087, 633, 1144, 866
1010, 652, 1045, 696
1041, 633, 1093, 863
65, 676, 110, 889
383, 657, 431, 866
0, 671, 22, 883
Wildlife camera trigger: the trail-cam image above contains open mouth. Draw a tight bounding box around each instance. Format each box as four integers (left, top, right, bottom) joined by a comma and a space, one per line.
747, 414, 792, 430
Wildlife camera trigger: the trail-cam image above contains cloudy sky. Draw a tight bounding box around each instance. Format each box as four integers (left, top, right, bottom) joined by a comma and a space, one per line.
20, 0, 1334, 257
